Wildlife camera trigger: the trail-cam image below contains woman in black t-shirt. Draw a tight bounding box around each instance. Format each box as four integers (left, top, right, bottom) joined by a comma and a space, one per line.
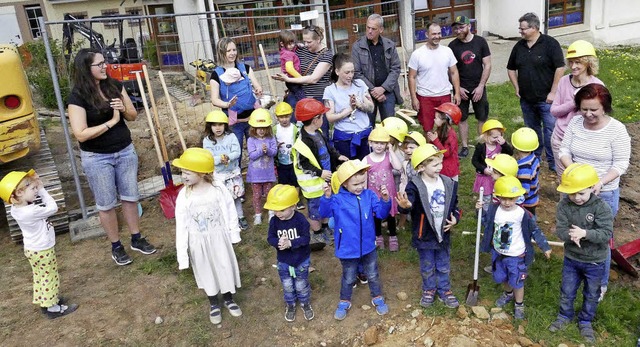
67, 48, 156, 266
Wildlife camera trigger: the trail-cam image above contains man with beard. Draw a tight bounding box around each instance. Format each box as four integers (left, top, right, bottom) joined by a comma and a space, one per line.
448, 16, 491, 158
408, 23, 460, 133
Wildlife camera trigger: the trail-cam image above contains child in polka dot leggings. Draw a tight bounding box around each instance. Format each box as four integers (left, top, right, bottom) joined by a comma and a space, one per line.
0, 170, 78, 319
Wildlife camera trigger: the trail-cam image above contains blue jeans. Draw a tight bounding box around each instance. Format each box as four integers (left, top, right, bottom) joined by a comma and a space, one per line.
277, 257, 312, 305
557, 257, 605, 324
417, 246, 451, 296
368, 91, 396, 126
231, 121, 250, 160
339, 250, 383, 300
80, 143, 139, 211
519, 99, 556, 170
598, 188, 619, 286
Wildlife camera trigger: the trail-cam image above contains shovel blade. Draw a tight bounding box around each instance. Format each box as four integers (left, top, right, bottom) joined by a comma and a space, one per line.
159, 183, 183, 219
465, 282, 480, 306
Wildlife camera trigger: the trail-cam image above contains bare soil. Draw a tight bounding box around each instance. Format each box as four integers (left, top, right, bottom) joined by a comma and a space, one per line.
1, 75, 639, 346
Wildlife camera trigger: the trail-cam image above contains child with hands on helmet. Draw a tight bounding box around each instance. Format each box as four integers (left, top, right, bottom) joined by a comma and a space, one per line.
548, 163, 613, 343
397, 131, 427, 230
319, 160, 392, 320
396, 144, 461, 309
478, 176, 551, 320
265, 184, 314, 322
173, 148, 243, 325
364, 125, 403, 251
203, 110, 248, 230
511, 127, 541, 215
247, 108, 278, 225
427, 102, 462, 180
472, 119, 513, 212
273, 102, 305, 211
293, 98, 348, 249
0, 170, 78, 319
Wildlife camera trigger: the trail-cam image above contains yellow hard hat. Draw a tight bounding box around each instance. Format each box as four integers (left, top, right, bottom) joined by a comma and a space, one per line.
411, 144, 446, 169
381, 117, 408, 142
566, 40, 596, 59
485, 154, 518, 177
0, 169, 35, 203
274, 102, 293, 117
172, 148, 215, 173
248, 108, 273, 127
405, 131, 427, 146
557, 163, 600, 194
511, 127, 539, 152
264, 184, 299, 210
330, 172, 341, 194
368, 125, 390, 142
481, 119, 505, 134
205, 110, 228, 124
493, 176, 526, 198
335, 159, 370, 186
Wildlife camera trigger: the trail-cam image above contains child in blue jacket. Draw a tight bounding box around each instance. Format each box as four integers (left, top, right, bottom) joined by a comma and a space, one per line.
319, 159, 391, 321
479, 176, 551, 320
397, 144, 461, 309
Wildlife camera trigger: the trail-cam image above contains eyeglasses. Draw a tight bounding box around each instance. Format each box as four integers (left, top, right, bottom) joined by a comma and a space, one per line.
91, 61, 106, 68
518, 26, 532, 32
305, 25, 322, 37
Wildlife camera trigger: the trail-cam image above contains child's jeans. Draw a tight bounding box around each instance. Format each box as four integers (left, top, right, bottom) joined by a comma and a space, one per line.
278, 257, 312, 305
417, 245, 451, 296
251, 182, 273, 214
339, 250, 383, 300
557, 256, 605, 324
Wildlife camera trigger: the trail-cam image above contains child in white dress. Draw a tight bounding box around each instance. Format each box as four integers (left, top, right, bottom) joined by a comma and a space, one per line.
173, 148, 242, 325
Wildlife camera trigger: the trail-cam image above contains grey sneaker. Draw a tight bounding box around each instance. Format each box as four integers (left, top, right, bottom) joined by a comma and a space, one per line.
301, 303, 314, 321
130, 237, 157, 255
514, 304, 525, 319
296, 202, 306, 210
322, 227, 334, 243
579, 322, 596, 343
45, 303, 78, 319
238, 217, 249, 230
548, 317, 571, 332
112, 245, 133, 266
495, 291, 514, 307
483, 265, 492, 274
284, 304, 296, 322
309, 233, 326, 251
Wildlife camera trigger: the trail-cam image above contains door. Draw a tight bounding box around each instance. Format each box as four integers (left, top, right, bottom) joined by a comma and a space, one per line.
0, 6, 23, 45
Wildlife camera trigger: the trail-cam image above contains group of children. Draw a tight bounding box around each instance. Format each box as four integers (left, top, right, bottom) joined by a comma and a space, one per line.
0, 91, 613, 343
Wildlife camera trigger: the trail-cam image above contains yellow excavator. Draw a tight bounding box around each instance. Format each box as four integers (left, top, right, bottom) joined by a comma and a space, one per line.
0, 44, 68, 243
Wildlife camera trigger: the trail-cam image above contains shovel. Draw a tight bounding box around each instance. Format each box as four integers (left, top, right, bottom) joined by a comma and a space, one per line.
466, 186, 484, 306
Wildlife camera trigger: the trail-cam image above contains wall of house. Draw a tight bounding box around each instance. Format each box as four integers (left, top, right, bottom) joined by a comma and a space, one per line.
0, 0, 46, 44
587, 0, 640, 44
479, 0, 545, 39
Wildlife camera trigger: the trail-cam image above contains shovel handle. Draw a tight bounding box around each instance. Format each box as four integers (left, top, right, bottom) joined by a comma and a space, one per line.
473, 187, 484, 281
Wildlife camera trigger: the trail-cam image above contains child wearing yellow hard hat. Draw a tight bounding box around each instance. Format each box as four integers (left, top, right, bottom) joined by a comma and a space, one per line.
173, 148, 243, 325
273, 102, 305, 211
247, 108, 278, 226
264, 184, 314, 322
0, 169, 78, 319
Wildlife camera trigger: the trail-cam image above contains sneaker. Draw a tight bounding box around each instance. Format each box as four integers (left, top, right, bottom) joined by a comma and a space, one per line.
598, 285, 607, 302
548, 317, 571, 332
284, 304, 296, 322
223, 300, 242, 317
309, 233, 327, 251
301, 303, 315, 321
483, 265, 492, 274
334, 300, 351, 320
358, 273, 369, 285
375, 235, 385, 249
40, 297, 67, 314
296, 202, 306, 210
388, 236, 399, 252
420, 290, 436, 308
495, 291, 514, 307
371, 296, 389, 315
210, 305, 222, 324
111, 245, 133, 266
130, 237, 157, 255
579, 322, 596, 343
253, 214, 262, 225
458, 147, 469, 158
45, 303, 78, 319
322, 227, 334, 243
268, 211, 275, 222
438, 291, 460, 308
238, 217, 249, 230
514, 303, 525, 319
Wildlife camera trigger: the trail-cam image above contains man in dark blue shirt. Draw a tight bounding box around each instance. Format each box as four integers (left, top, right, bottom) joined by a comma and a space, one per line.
507, 12, 565, 172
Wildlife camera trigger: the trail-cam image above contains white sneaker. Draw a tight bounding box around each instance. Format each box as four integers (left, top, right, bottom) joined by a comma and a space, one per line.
268, 211, 275, 222
599, 285, 607, 302
254, 214, 262, 225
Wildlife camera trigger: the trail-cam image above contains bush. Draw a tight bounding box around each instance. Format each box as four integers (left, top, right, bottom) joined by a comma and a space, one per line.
22, 39, 72, 109
144, 39, 159, 68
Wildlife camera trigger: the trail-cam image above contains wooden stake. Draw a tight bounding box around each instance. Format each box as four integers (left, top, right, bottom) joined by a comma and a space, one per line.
135, 71, 163, 167
142, 64, 168, 162
158, 71, 187, 151
259, 43, 277, 99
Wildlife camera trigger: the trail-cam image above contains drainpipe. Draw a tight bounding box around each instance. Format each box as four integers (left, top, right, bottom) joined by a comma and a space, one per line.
544, 0, 549, 34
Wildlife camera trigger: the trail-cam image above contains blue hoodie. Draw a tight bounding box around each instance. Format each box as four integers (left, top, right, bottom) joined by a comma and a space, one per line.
203, 133, 241, 175
319, 188, 391, 259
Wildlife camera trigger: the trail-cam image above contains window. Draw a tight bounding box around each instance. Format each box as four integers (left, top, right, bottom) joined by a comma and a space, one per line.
101, 9, 120, 29
549, 0, 584, 28
413, 0, 475, 42
126, 8, 142, 27
24, 5, 43, 39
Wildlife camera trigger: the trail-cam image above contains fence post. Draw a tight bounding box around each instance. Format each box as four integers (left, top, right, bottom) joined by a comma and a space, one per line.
39, 16, 88, 219
324, 0, 335, 53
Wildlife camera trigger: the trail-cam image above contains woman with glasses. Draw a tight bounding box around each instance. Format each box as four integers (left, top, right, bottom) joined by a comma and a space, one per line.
272, 25, 333, 135
67, 48, 156, 266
